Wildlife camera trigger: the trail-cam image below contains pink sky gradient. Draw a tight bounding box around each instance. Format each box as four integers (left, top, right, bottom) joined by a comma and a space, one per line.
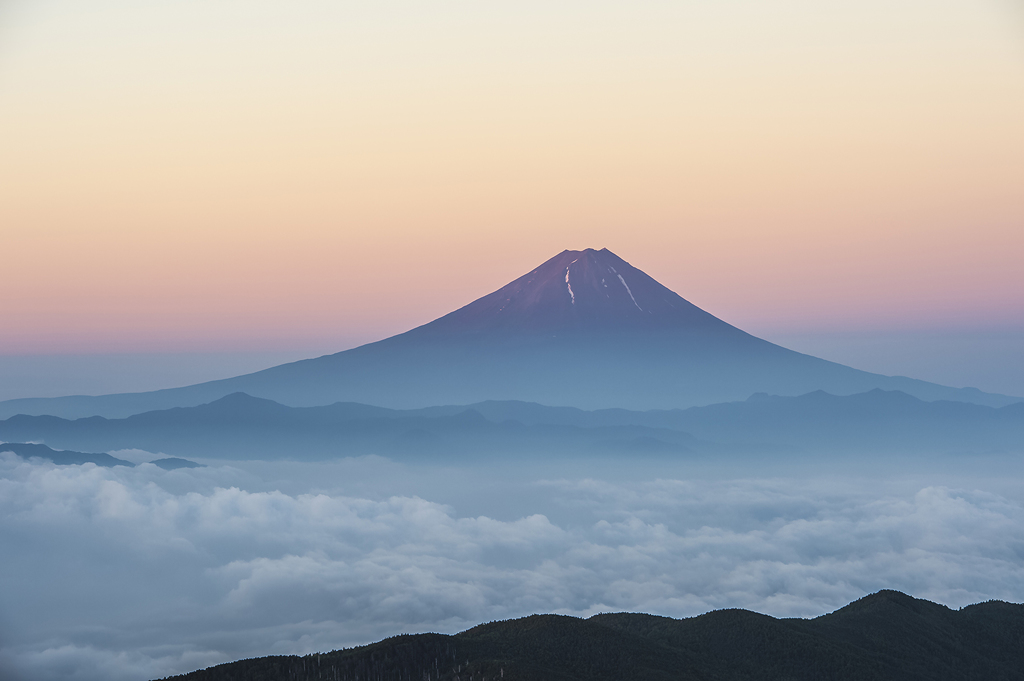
1, 1, 1022, 355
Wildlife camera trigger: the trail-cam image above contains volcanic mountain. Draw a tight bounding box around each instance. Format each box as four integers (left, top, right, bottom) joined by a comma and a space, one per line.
0, 248, 1014, 418
412, 246, 734, 336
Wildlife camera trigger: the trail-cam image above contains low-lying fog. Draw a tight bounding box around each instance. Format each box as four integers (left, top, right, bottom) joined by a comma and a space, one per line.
2, 450, 1023, 681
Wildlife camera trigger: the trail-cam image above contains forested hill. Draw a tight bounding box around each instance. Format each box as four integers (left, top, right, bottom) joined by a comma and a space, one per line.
157, 590, 1024, 681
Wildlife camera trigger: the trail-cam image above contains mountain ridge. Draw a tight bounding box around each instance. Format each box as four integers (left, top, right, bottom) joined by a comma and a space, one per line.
156, 590, 1024, 681
3, 388, 1021, 461
0, 442, 201, 469
1, 248, 1018, 419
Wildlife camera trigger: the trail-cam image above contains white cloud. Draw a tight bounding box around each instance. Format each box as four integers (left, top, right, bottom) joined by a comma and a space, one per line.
1, 452, 1023, 681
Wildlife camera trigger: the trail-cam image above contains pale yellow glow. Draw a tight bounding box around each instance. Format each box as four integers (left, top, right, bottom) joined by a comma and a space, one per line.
1, 1, 1022, 352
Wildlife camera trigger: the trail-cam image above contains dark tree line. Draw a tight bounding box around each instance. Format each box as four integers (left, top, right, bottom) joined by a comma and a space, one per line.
158, 591, 1024, 681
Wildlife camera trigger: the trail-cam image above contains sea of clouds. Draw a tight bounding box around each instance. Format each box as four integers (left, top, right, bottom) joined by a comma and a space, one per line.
2, 450, 1024, 681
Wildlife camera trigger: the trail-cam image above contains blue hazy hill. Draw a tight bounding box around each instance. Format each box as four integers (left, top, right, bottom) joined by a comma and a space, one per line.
0, 442, 135, 467
2, 389, 1021, 461
0, 442, 202, 469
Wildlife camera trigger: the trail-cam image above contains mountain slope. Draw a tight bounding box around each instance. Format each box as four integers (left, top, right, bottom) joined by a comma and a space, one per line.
456, 390, 1024, 453
157, 591, 1024, 681
0, 442, 134, 467
0, 442, 202, 469
1, 248, 1016, 419
3, 389, 1021, 461
0, 392, 706, 461
408, 247, 735, 336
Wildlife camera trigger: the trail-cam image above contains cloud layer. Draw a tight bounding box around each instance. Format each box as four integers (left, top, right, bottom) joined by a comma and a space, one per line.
2, 452, 1023, 681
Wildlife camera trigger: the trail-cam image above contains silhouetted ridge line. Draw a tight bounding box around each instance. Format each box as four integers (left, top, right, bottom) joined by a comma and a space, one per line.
0, 442, 202, 469
3, 388, 1021, 461
155, 590, 1024, 681
0, 442, 134, 467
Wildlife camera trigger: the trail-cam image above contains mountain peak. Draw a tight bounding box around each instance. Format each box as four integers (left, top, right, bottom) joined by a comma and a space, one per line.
412, 248, 734, 337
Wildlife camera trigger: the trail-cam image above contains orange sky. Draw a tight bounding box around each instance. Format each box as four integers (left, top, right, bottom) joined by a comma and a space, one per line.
1, 1, 1022, 354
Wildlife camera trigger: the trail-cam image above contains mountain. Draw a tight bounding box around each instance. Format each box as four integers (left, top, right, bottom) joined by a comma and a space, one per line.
150, 457, 204, 470
3, 389, 1021, 461
0, 442, 202, 469
0, 392, 707, 461
157, 590, 1024, 681
459, 389, 1024, 454
1, 248, 1017, 419
0, 442, 134, 467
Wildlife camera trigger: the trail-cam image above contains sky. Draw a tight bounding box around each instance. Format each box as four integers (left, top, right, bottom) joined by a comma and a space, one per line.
1, 0, 1022, 382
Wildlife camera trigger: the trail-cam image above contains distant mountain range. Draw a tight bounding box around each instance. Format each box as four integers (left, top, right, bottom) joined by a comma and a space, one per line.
3, 388, 1021, 461
0, 442, 136, 467
1, 248, 1017, 420
157, 590, 1024, 681
0, 442, 201, 469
